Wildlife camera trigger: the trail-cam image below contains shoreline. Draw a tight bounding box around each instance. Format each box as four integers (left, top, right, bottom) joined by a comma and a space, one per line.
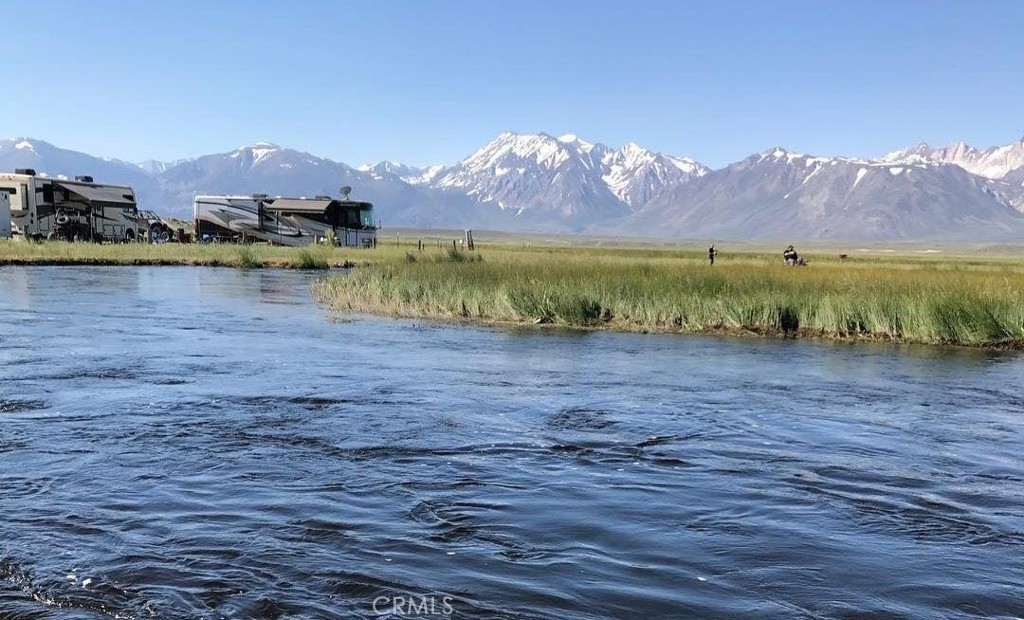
321, 305, 1024, 351
6, 241, 1024, 351
0, 256, 354, 269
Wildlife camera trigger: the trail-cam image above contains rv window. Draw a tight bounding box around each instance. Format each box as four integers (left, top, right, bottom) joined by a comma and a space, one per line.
360, 209, 373, 228
0, 186, 16, 194
42, 185, 54, 203
345, 210, 359, 226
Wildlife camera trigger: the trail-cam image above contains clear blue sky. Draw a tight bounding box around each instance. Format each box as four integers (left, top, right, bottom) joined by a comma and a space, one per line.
2, 0, 1021, 168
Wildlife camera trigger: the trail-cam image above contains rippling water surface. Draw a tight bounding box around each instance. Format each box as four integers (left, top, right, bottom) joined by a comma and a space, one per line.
1, 266, 1023, 619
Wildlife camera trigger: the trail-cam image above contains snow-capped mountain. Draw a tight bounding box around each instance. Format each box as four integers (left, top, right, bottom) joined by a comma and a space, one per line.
883, 138, 1024, 180
432, 132, 627, 228
357, 161, 445, 185
601, 142, 708, 208
622, 148, 1024, 240
0, 138, 162, 209
136, 158, 190, 175
0, 138, 152, 185
5, 133, 1024, 240
430, 132, 705, 229
883, 138, 1024, 212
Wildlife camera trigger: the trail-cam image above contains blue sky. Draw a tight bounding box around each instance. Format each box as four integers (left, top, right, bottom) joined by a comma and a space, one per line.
2, 0, 1022, 168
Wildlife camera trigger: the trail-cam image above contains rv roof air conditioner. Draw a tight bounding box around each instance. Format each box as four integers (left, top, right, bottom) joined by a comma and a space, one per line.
251, 193, 269, 199
75, 175, 94, 183
15, 168, 36, 176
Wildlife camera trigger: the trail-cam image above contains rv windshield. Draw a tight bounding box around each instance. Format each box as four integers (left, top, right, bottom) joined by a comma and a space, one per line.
361, 209, 374, 228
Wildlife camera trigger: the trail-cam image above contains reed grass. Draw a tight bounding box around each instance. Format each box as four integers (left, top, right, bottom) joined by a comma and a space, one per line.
312, 247, 1024, 348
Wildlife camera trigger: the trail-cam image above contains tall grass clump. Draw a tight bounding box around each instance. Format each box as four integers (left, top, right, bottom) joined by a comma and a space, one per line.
294, 247, 330, 270
235, 245, 262, 269
312, 247, 1024, 348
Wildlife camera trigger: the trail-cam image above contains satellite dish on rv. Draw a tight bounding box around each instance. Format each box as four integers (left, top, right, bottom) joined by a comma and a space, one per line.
339, 186, 352, 200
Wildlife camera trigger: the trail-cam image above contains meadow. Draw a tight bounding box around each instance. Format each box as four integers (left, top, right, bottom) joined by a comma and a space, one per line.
312, 244, 1024, 348
4, 237, 1024, 347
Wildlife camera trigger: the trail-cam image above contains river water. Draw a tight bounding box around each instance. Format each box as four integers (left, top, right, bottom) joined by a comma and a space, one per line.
0, 266, 1022, 619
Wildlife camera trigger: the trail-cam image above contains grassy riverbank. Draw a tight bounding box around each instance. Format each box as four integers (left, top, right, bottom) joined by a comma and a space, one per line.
0, 240, 368, 269
312, 246, 1024, 348
6, 238, 1024, 347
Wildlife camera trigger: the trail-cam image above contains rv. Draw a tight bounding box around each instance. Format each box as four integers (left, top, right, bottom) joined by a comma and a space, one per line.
194, 194, 376, 247
0, 169, 141, 242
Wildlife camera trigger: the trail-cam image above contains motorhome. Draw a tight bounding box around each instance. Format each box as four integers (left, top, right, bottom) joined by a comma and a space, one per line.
193, 194, 376, 247
0, 169, 141, 242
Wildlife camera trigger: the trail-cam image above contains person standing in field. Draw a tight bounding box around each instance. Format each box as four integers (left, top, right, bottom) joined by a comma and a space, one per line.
708, 244, 717, 265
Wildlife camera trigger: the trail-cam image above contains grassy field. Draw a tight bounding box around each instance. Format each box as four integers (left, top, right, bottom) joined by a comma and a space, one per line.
4, 237, 1024, 347
312, 244, 1024, 348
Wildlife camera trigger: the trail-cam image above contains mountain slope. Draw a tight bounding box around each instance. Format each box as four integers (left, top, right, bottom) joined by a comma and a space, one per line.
0, 137, 153, 186
619, 149, 1024, 240
601, 142, 708, 208
357, 161, 445, 185
156, 143, 510, 227
430, 132, 706, 230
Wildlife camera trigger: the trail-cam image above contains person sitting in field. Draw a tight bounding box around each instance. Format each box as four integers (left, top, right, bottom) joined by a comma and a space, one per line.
783, 245, 799, 266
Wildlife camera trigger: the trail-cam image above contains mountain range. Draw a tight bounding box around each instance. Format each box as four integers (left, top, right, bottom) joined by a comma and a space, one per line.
2, 133, 1024, 241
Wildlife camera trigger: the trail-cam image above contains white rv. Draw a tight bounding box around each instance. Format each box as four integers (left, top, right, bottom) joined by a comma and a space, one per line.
0, 169, 141, 242
194, 194, 376, 247
0, 191, 10, 239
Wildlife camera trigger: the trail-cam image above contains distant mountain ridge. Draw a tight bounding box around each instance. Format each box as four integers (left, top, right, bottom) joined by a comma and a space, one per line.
621, 148, 1023, 240
2, 133, 1024, 240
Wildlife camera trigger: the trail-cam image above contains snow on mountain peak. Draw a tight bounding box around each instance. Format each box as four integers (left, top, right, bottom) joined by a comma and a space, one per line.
758, 147, 808, 164
456, 132, 572, 174
882, 137, 1024, 179
356, 160, 444, 185
15, 140, 35, 151
228, 142, 282, 165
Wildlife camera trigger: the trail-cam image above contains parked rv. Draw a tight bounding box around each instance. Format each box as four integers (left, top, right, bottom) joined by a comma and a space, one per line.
194, 193, 376, 247
0, 169, 141, 242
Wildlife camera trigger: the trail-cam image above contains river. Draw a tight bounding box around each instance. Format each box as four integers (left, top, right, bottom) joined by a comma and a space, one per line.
1, 266, 1022, 619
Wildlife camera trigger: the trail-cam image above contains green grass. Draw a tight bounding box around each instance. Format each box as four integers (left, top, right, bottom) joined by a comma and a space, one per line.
6, 237, 1024, 347
311, 246, 1024, 348
0, 240, 379, 269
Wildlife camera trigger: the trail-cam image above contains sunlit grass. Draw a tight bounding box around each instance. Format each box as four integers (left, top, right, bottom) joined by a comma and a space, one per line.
0, 240, 379, 269
312, 246, 1024, 347
5, 238, 1024, 347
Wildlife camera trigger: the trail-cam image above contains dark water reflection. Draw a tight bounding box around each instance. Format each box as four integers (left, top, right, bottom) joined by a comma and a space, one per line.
1, 266, 1022, 619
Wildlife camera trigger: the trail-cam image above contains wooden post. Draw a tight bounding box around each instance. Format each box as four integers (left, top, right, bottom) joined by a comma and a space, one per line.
452, 239, 457, 252
464, 229, 474, 251
396, 232, 400, 246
